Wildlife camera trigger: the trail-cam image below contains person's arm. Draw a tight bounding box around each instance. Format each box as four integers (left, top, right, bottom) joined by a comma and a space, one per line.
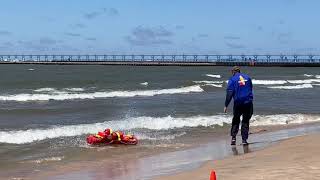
249, 77, 253, 91
225, 79, 234, 109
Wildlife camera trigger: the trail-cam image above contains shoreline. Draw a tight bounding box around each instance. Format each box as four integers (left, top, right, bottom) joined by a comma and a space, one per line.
14, 122, 320, 180
155, 133, 320, 180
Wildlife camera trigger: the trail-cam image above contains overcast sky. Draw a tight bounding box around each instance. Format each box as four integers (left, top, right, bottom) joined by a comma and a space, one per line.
0, 0, 319, 54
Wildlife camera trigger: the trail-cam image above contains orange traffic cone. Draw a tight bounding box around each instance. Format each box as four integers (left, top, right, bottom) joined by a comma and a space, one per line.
210, 170, 217, 180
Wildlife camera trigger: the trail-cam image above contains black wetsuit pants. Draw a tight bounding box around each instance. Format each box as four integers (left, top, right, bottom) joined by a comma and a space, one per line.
231, 102, 253, 141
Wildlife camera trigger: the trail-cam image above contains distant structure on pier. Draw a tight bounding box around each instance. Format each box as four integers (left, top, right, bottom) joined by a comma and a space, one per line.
0, 54, 320, 66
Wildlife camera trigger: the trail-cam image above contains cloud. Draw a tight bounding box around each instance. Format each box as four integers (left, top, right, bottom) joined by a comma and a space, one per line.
84, 11, 101, 19
257, 26, 263, 31
125, 36, 172, 46
72, 23, 87, 29
64, 32, 81, 37
125, 26, 174, 46
85, 37, 97, 41
226, 42, 245, 49
84, 8, 119, 19
175, 25, 185, 30
39, 37, 57, 45
0, 30, 12, 35
103, 8, 119, 16
42, 17, 55, 22
279, 20, 285, 25
224, 36, 240, 40
198, 33, 209, 38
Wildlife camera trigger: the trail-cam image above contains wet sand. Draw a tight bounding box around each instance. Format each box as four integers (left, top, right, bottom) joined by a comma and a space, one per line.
155, 133, 320, 180
12, 123, 319, 180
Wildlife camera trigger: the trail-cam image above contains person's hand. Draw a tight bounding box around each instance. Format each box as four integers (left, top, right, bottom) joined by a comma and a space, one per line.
224, 107, 228, 113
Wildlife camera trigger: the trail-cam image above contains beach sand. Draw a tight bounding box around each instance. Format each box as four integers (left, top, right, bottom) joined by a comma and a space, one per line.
155, 134, 320, 180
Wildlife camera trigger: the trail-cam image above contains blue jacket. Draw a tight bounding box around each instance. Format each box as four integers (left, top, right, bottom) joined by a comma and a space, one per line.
225, 72, 253, 107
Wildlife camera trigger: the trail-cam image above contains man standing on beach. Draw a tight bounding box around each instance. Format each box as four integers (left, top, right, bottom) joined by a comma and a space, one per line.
224, 66, 253, 145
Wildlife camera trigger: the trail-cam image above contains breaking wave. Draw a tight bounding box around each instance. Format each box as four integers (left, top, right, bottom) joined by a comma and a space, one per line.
0, 85, 203, 102
0, 114, 319, 144
252, 80, 287, 85
205, 74, 221, 78
140, 82, 149, 86
268, 84, 313, 89
303, 74, 314, 77
193, 81, 224, 84
287, 79, 320, 84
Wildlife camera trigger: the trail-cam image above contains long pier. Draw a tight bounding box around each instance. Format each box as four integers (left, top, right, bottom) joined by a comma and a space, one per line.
1, 54, 320, 66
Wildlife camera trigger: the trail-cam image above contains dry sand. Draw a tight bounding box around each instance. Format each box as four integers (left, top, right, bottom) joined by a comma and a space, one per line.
155, 134, 320, 180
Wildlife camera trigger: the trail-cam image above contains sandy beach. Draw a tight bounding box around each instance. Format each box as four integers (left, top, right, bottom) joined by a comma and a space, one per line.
155, 133, 320, 180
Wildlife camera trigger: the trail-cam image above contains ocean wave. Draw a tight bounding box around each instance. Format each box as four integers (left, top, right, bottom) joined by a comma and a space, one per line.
204, 84, 223, 88
193, 81, 224, 84
0, 114, 319, 144
287, 79, 320, 84
303, 74, 314, 77
316, 75, 320, 79
205, 74, 221, 78
140, 82, 149, 86
0, 85, 203, 102
64, 88, 85, 92
34, 88, 85, 93
252, 80, 287, 85
268, 84, 313, 89
251, 114, 320, 126
34, 88, 57, 92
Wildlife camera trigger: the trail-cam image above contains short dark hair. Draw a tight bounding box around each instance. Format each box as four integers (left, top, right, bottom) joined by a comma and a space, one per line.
232, 66, 241, 73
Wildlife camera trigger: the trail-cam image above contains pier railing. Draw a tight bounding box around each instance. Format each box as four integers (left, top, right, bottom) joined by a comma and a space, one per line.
1, 55, 320, 66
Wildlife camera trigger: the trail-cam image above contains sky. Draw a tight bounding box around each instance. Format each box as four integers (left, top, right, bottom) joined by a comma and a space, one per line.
0, 0, 319, 54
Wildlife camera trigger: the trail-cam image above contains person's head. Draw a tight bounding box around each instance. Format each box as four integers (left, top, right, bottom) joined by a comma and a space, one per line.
231, 66, 241, 75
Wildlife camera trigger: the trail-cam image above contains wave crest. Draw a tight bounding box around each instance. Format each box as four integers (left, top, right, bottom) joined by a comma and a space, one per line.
268, 84, 313, 89
0, 85, 203, 102
0, 114, 319, 144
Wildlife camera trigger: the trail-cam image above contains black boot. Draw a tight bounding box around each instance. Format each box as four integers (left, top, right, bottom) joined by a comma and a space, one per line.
242, 139, 248, 145
231, 137, 236, 145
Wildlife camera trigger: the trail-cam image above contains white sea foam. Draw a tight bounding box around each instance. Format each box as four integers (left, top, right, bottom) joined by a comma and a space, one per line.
31, 156, 64, 164
252, 80, 288, 85
316, 75, 320, 79
35, 88, 85, 92
193, 81, 224, 84
0, 85, 203, 102
28, 68, 35, 71
140, 82, 149, 86
34, 88, 57, 92
0, 114, 319, 144
251, 114, 320, 126
205, 84, 223, 88
287, 79, 320, 84
268, 84, 313, 89
303, 74, 314, 77
205, 74, 221, 78
64, 88, 85, 92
